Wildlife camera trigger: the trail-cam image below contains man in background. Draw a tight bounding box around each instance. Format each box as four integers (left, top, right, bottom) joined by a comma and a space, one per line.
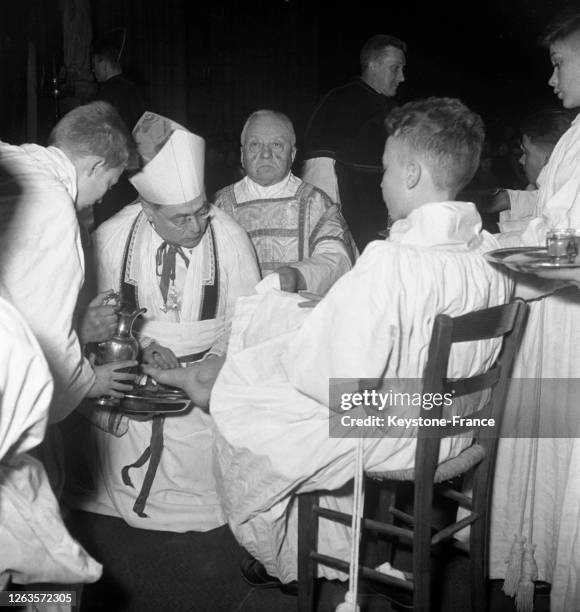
90, 42, 146, 227
486, 106, 574, 223
518, 108, 574, 188
92, 42, 146, 133
302, 34, 406, 250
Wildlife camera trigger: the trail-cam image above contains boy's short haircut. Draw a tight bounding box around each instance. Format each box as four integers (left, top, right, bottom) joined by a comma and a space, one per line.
385, 97, 485, 194
541, 6, 580, 47
49, 101, 135, 169
520, 107, 574, 148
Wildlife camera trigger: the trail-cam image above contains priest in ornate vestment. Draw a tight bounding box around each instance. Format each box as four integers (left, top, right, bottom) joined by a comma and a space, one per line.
214, 109, 357, 296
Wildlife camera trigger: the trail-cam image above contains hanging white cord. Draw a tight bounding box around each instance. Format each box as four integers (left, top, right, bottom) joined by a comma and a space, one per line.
336, 437, 364, 612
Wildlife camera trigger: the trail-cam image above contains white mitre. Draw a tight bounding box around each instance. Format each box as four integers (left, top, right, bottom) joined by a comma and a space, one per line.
129, 111, 205, 206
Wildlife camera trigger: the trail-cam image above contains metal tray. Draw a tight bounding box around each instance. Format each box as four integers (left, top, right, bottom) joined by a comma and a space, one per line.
118, 385, 192, 415
485, 246, 580, 272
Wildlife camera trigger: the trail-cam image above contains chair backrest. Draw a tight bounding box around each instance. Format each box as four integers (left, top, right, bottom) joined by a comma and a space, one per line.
408, 298, 528, 612
415, 299, 529, 484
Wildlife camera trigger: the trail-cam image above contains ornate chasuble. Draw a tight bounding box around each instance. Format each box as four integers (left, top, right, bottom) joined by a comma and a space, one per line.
217, 181, 353, 276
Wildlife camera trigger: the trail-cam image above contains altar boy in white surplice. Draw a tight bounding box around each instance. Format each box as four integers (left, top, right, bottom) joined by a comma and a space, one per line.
144, 98, 512, 582
65, 112, 260, 532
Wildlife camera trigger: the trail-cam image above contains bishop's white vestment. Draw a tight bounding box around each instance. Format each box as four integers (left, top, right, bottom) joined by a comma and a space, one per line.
66, 203, 260, 532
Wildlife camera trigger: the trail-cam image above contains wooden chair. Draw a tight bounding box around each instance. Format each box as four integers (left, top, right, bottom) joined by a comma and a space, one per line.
297, 299, 529, 612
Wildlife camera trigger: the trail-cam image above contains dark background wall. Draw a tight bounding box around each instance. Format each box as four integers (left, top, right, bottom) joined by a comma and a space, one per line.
0, 0, 572, 189
89, 0, 319, 145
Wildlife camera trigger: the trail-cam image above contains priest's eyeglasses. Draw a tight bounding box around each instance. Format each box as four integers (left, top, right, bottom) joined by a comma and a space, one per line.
167, 202, 212, 228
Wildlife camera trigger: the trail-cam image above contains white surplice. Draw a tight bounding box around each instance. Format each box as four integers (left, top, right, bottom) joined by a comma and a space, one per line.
0, 143, 95, 423
0, 297, 101, 588
301, 157, 340, 204
211, 201, 512, 582
490, 113, 580, 612
66, 203, 260, 532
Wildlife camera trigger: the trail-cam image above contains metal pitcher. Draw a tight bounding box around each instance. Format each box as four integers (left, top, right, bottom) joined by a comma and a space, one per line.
95, 305, 147, 407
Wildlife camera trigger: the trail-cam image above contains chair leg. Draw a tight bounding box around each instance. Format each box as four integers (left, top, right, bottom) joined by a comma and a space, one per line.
374, 480, 398, 566
413, 477, 435, 612
298, 492, 319, 612
412, 542, 432, 612
470, 475, 490, 612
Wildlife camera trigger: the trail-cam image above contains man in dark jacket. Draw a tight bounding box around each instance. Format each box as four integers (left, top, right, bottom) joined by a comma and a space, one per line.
92, 43, 146, 132
90, 43, 146, 227
302, 34, 406, 250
